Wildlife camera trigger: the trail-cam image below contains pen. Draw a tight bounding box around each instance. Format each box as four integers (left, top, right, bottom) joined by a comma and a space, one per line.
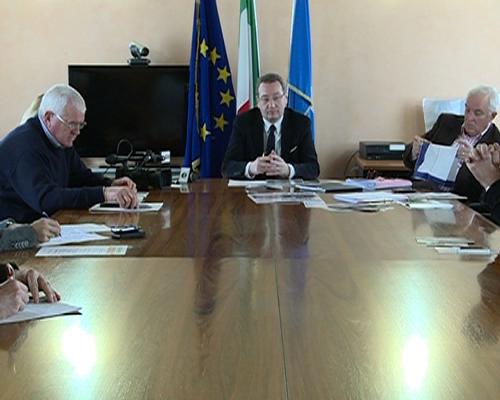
41, 211, 61, 237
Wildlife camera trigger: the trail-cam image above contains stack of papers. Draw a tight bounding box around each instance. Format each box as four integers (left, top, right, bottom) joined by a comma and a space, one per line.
228, 179, 303, 189
345, 178, 412, 190
407, 192, 466, 201
89, 202, 163, 213
402, 200, 454, 210
37, 245, 128, 257
333, 191, 407, 204
248, 192, 320, 204
295, 181, 362, 193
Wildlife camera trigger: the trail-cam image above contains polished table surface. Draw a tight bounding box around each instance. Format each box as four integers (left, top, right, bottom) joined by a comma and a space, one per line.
1, 180, 500, 399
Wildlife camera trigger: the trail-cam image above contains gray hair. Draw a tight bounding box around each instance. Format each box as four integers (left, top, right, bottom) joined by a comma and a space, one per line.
257, 73, 287, 94
467, 85, 499, 113
38, 84, 86, 117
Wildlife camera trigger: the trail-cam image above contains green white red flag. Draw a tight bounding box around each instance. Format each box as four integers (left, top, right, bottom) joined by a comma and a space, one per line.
236, 0, 260, 114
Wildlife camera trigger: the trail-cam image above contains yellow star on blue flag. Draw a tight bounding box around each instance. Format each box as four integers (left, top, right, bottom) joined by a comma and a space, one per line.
184, 0, 236, 178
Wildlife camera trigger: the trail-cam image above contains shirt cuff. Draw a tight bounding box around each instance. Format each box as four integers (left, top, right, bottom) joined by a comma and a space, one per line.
245, 162, 255, 179
288, 164, 295, 179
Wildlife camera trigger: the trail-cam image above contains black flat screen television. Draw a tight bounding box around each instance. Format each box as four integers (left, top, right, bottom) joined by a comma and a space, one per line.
68, 65, 189, 158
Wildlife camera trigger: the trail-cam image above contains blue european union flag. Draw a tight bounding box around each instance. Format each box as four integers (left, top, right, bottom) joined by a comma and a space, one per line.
287, 0, 315, 140
184, 0, 236, 178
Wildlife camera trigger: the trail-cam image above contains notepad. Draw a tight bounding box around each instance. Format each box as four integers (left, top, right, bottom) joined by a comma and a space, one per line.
89, 202, 163, 213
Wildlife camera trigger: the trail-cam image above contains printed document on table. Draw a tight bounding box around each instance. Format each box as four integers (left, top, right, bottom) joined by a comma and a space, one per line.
401, 200, 454, 210
89, 202, 163, 213
248, 192, 321, 204
61, 224, 111, 233
40, 224, 112, 247
334, 191, 407, 204
36, 245, 128, 257
0, 302, 81, 325
228, 179, 267, 188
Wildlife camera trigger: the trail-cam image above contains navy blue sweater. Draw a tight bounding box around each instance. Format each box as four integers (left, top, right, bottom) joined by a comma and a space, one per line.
0, 117, 109, 222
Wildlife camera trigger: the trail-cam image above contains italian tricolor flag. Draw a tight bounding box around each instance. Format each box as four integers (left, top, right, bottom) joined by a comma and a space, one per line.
236, 0, 260, 114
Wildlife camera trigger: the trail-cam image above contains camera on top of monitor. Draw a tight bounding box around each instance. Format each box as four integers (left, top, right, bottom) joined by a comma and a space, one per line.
128, 41, 151, 66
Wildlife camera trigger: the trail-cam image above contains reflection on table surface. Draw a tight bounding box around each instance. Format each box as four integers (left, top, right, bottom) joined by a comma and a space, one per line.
0, 180, 499, 399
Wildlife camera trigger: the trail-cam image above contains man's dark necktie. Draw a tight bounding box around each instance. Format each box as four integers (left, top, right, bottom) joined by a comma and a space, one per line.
265, 125, 276, 155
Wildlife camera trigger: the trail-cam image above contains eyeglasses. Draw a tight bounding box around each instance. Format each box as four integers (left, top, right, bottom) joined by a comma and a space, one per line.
258, 93, 286, 105
54, 113, 87, 131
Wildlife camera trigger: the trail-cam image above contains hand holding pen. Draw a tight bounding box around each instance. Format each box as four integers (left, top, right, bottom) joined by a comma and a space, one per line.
32, 216, 61, 242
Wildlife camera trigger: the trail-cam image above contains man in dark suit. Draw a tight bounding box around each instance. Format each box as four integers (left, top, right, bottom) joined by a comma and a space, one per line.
403, 85, 500, 202
467, 143, 500, 225
222, 73, 319, 180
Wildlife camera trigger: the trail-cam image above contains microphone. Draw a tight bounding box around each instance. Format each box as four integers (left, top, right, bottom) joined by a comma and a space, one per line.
105, 154, 130, 166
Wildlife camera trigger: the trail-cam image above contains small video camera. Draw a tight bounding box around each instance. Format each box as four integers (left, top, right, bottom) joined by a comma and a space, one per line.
110, 225, 145, 239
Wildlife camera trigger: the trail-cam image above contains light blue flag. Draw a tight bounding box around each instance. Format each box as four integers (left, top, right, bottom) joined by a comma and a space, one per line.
287, 0, 315, 140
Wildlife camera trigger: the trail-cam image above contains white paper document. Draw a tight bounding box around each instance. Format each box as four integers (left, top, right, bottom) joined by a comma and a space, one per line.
60, 224, 111, 233
40, 224, 112, 247
40, 233, 108, 247
40, 224, 111, 247
333, 191, 407, 204
303, 198, 327, 208
407, 192, 466, 201
402, 200, 454, 210
414, 143, 459, 186
36, 245, 128, 257
0, 302, 81, 325
228, 179, 268, 188
89, 202, 163, 213
248, 192, 321, 204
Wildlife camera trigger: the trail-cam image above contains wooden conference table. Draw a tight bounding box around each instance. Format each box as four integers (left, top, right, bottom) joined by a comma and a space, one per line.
1, 180, 500, 399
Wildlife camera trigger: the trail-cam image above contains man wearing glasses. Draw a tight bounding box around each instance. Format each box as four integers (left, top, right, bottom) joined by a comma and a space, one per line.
0, 84, 138, 223
222, 73, 319, 180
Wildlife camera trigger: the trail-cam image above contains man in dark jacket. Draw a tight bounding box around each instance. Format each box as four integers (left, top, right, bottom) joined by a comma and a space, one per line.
403, 85, 500, 202
467, 143, 500, 225
222, 73, 319, 180
0, 84, 139, 222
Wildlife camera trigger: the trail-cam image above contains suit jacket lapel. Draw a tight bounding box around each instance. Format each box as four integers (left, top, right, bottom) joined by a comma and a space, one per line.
254, 111, 265, 155
478, 124, 498, 144
281, 109, 291, 157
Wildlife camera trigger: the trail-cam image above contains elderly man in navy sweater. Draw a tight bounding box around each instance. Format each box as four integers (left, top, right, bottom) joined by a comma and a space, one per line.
0, 84, 138, 222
